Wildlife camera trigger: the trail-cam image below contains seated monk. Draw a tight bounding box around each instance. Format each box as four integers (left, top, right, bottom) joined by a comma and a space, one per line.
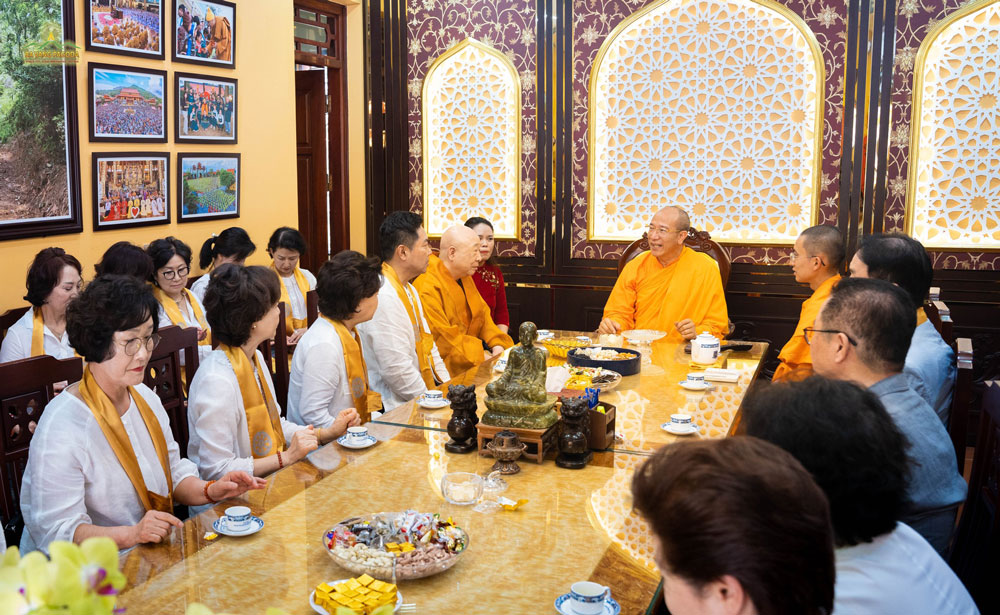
414, 225, 513, 376
772, 225, 844, 382
599, 206, 728, 342
486, 322, 547, 403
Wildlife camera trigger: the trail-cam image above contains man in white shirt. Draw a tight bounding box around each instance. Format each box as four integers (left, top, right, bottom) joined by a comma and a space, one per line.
357, 212, 449, 411
743, 377, 977, 615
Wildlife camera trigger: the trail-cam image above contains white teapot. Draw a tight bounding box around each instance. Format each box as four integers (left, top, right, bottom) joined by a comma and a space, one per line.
691, 332, 721, 365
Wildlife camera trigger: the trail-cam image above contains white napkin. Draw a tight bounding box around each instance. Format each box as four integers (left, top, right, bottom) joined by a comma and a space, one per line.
703, 368, 740, 383
546, 365, 571, 393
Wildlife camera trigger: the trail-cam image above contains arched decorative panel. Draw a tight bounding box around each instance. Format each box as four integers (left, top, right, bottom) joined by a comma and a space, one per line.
421, 38, 521, 240
905, 0, 1000, 250
587, 0, 824, 245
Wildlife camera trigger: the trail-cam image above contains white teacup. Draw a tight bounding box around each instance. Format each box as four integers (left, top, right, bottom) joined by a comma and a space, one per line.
224, 506, 252, 532
347, 426, 369, 442
424, 390, 444, 402
670, 413, 693, 427
569, 581, 609, 615
684, 372, 705, 385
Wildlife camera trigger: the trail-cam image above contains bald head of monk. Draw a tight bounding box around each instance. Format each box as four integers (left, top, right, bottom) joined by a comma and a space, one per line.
439, 225, 482, 280
648, 206, 691, 265
792, 225, 844, 290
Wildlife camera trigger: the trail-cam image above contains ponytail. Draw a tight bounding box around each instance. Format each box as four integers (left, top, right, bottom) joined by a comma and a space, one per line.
199, 234, 218, 269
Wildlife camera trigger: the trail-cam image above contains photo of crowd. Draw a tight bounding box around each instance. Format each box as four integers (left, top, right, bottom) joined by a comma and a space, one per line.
174, 0, 235, 67
91, 65, 166, 141
179, 154, 239, 221
177, 75, 236, 142
93, 155, 169, 229
88, 0, 163, 58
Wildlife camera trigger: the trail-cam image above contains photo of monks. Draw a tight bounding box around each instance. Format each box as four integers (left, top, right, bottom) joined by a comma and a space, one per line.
86, 0, 163, 59
175, 74, 236, 143
173, 0, 235, 68
89, 64, 166, 143
92, 153, 169, 230
178, 154, 240, 222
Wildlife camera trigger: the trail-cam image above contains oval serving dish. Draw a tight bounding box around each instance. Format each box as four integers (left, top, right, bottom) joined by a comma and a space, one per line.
566, 346, 641, 376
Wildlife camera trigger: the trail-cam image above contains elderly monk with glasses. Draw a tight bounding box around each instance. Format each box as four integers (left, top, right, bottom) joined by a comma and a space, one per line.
599, 206, 728, 342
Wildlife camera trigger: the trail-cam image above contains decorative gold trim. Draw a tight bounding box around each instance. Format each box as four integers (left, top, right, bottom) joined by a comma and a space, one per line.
585, 0, 826, 246
421, 38, 523, 241
904, 0, 1000, 251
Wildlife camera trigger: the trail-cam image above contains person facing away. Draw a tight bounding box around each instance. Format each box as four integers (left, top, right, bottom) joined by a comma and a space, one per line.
807, 277, 966, 554
773, 225, 844, 381
356, 212, 450, 411
190, 226, 256, 303
742, 376, 977, 615
599, 206, 728, 342
631, 436, 835, 615
413, 225, 513, 377
849, 233, 955, 424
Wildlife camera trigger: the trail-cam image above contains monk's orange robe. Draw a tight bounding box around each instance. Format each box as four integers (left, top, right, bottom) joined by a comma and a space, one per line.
414, 254, 513, 376
603, 247, 729, 343
772, 274, 841, 382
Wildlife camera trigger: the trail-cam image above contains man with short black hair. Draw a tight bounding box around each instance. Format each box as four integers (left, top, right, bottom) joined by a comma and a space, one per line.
808, 277, 966, 553
850, 233, 955, 423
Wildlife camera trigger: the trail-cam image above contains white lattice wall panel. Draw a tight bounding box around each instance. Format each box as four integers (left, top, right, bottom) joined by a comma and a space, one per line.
588, 0, 824, 244
907, 0, 1000, 249
422, 39, 521, 239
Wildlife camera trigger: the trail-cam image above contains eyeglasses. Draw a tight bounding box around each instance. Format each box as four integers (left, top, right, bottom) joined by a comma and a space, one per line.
802, 327, 858, 346
647, 225, 686, 237
114, 333, 161, 356
158, 266, 190, 280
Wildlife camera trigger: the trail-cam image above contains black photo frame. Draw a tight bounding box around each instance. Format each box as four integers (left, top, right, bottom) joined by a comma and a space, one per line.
91, 152, 171, 231
177, 152, 241, 222
84, 0, 165, 60
172, 0, 236, 69
174, 71, 237, 144
88, 62, 167, 143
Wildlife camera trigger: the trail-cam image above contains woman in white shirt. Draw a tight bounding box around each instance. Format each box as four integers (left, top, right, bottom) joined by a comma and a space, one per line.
187, 265, 352, 481
0, 247, 82, 363
147, 238, 212, 362
288, 251, 377, 429
191, 227, 256, 303
20, 276, 265, 554
267, 226, 316, 345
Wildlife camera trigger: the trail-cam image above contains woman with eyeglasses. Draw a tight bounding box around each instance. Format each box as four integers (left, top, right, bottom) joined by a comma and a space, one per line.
147, 237, 212, 362
20, 275, 266, 554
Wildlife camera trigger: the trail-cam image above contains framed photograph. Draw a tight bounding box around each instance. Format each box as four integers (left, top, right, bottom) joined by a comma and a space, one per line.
89, 63, 166, 143
175, 72, 237, 144
85, 0, 164, 60
172, 0, 236, 68
92, 152, 170, 231
0, 0, 84, 240
177, 153, 240, 222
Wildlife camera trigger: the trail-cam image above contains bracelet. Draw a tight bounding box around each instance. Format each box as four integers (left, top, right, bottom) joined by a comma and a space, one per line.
204, 480, 217, 504
277, 450, 284, 469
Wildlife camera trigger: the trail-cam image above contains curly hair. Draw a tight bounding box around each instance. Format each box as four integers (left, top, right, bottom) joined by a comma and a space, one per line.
94, 242, 154, 281
147, 237, 193, 282
316, 250, 382, 321
203, 264, 280, 347
24, 247, 83, 307
66, 275, 159, 363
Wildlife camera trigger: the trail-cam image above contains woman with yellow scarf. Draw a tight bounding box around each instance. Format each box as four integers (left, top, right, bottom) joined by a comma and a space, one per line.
20, 276, 265, 554
147, 238, 212, 362
267, 227, 316, 345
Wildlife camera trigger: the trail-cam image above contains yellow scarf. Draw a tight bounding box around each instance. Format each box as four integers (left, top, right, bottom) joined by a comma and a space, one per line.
221, 344, 286, 458
30, 307, 45, 357
322, 316, 370, 423
382, 263, 437, 387
151, 286, 211, 346
272, 264, 310, 335
79, 366, 173, 513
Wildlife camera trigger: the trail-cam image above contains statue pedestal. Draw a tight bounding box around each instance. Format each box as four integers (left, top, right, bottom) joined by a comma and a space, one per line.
482, 394, 559, 430
477, 423, 558, 464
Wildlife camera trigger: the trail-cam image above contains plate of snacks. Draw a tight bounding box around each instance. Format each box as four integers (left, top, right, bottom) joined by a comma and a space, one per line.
564, 366, 623, 391
324, 511, 469, 581
541, 338, 591, 359
567, 346, 641, 376
310, 575, 402, 614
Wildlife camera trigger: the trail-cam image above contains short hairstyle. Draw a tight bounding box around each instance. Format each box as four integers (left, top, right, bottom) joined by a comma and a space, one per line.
198, 226, 256, 269
147, 237, 193, 279
820, 277, 915, 372
267, 226, 308, 256
94, 242, 154, 281
24, 247, 83, 307
380, 211, 423, 263
801, 225, 845, 269
66, 275, 159, 363
317, 250, 382, 320
203, 265, 280, 347
632, 437, 835, 615
856, 233, 933, 307
464, 216, 497, 266
742, 377, 910, 547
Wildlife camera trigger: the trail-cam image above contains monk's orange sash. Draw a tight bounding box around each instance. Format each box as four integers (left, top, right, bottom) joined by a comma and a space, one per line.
382, 263, 437, 386
151, 286, 211, 346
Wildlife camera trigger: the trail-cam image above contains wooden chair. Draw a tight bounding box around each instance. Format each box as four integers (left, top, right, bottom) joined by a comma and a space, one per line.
0, 355, 83, 546
949, 338, 974, 475
949, 380, 1000, 611
0, 307, 30, 344
923, 299, 954, 347
186, 274, 202, 290
257, 301, 291, 413
143, 325, 200, 457
617, 228, 732, 290
306, 290, 319, 326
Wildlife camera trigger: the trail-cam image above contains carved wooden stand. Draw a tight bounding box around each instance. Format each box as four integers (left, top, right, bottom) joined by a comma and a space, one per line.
477, 423, 558, 464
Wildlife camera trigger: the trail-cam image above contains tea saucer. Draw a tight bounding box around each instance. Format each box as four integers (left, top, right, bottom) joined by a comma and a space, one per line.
337, 434, 377, 449
310, 579, 403, 614
661, 421, 700, 435
417, 396, 450, 409
212, 515, 264, 537
494, 359, 508, 373
679, 380, 713, 391
554, 593, 620, 615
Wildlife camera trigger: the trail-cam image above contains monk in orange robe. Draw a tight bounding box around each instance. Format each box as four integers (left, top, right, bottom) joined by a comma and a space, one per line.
599, 206, 728, 343
772, 225, 844, 382
415, 225, 513, 376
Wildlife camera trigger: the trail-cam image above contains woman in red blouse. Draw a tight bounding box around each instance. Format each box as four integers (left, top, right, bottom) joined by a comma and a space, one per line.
464, 217, 509, 334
